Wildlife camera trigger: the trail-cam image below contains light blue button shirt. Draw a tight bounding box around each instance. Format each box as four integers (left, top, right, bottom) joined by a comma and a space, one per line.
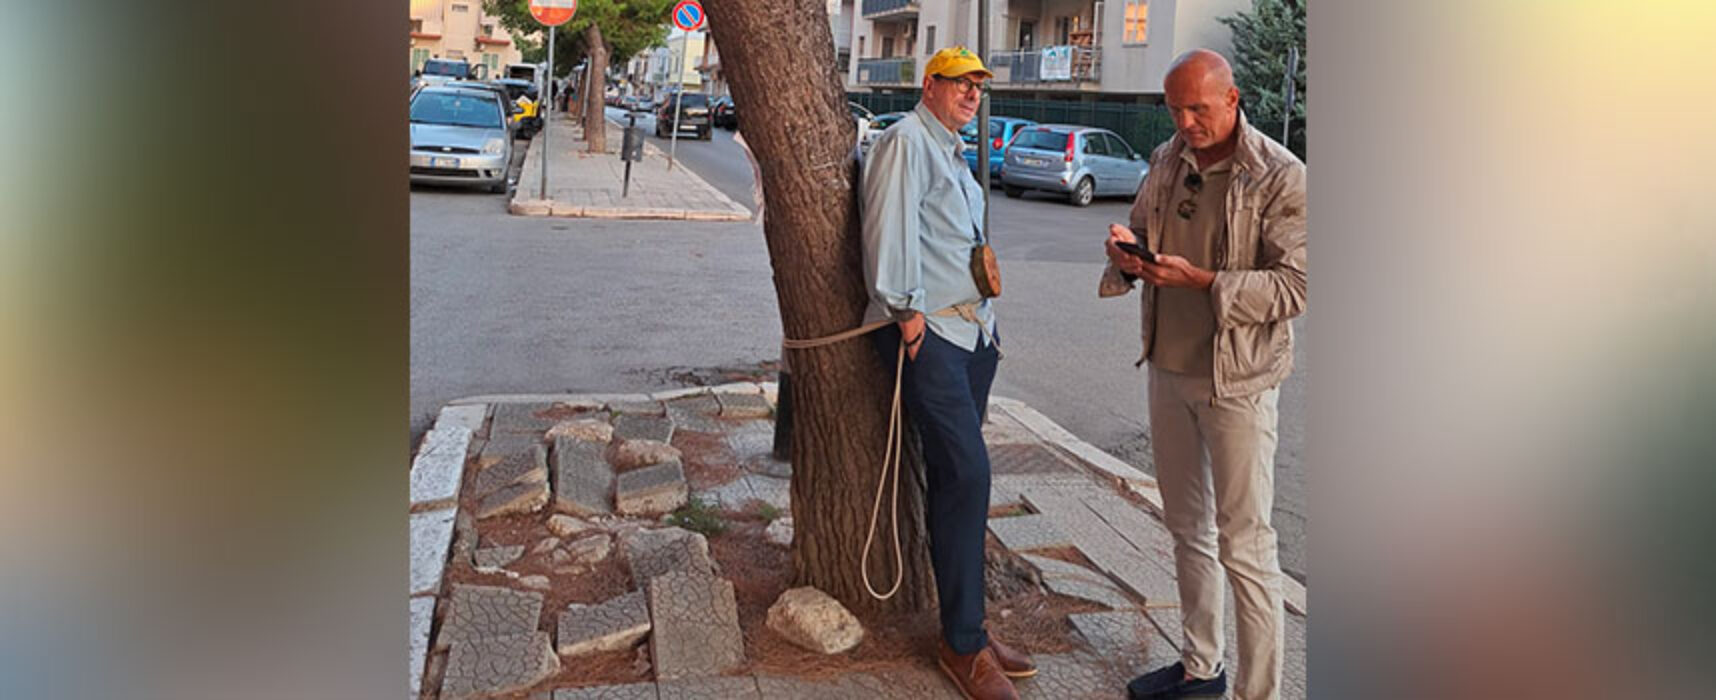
861, 102, 998, 352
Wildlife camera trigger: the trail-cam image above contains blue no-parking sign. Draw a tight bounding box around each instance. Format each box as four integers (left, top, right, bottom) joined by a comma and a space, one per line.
671, 0, 704, 31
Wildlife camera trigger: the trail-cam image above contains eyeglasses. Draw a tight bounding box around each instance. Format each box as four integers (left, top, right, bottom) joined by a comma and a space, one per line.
1176, 171, 1203, 220
932, 73, 989, 96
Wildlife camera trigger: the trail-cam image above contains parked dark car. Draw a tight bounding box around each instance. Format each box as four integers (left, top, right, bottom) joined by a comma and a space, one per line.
654, 92, 712, 140
711, 95, 737, 129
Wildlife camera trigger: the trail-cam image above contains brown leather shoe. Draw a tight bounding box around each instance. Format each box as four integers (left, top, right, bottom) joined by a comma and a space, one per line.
988, 637, 1038, 678
937, 640, 1020, 700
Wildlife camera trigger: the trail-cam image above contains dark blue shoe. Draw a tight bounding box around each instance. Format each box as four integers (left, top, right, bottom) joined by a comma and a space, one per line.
1125, 662, 1227, 699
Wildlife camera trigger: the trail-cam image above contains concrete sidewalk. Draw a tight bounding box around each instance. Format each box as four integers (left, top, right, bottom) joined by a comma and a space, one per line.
509, 114, 751, 222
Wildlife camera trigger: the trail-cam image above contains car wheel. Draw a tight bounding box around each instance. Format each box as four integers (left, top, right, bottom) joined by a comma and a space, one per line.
1069, 177, 1094, 207
700, 128, 711, 140
1003, 185, 1024, 198
489, 180, 508, 194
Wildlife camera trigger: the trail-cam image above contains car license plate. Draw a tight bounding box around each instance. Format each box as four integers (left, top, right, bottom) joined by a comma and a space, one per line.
1023, 157, 1046, 167
432, 157, 459, 168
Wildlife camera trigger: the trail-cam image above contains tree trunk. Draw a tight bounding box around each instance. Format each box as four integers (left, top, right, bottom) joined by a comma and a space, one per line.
583, 24, 608, 153
702, 0, 935, 614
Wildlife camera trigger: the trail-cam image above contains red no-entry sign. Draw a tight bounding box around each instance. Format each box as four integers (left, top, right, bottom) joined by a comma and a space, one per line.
530, 0, 577, 26
671, 0, 704, 31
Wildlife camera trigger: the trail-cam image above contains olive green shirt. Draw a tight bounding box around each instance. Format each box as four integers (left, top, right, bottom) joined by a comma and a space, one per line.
1149, 151, 1233, 376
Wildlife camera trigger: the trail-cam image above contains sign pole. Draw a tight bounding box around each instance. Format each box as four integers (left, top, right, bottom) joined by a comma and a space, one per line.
1282, 46, 1299, 147
978, 0, 991, 237
669, 40, 682, 171
539, 25, 555, 200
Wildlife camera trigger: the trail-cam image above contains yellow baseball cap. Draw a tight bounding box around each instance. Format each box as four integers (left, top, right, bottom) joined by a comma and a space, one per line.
925, 46, 992, 79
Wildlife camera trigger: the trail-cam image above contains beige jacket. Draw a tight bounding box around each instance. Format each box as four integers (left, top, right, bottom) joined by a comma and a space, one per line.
1099, 112, 1307, 398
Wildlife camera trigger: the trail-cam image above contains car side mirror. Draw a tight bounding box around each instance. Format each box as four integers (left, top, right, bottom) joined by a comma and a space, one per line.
1130, 152, 1143, 161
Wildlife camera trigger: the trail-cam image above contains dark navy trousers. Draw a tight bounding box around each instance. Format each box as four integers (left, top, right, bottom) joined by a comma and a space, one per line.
873, 323, 1000, 655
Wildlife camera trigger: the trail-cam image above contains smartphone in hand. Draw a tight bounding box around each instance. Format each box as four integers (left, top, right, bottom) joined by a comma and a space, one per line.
1116, 230, 1156, 264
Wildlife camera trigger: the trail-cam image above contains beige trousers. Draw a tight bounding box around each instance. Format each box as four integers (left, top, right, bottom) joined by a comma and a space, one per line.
1148, 365, 1285, 700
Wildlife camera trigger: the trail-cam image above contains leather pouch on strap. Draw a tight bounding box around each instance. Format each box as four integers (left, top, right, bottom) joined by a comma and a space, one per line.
970, 243, 1001, 298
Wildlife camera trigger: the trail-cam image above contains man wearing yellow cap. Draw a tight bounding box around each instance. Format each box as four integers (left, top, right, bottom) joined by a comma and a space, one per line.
860, 46, 1033, 700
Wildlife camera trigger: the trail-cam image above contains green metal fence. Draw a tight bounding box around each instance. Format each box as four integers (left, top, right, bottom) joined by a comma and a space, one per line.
846, 92, 1178, 154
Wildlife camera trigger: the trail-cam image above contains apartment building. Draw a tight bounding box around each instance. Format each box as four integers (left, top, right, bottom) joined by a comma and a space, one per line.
698, 0, 857, 97
844, 0, 1248, 99
409, 0, 526, 77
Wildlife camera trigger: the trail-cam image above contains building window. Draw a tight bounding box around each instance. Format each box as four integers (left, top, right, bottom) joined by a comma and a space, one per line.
483, 53, 499, 75
451, 3, 469, 12
411, 19, 423, 33
412, 48, 430, 72
925, 26, 936, 55
1124, 0, 1148, 44
481, 23, 493, 37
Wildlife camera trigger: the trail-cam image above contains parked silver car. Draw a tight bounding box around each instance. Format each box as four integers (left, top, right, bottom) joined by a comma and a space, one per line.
410, 86, 513, 193
1000, 125, 1148, 207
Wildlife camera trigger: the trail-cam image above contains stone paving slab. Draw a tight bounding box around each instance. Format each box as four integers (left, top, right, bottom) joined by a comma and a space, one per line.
1068, 610, 1154, 660
412, 425, 473, 509
479, 433, 547, 469
615, 460, 689, 515
553, 684, 660, 700
1015, 652, 1135, 699
860, 666, 964, 699
410, 508, 458, 595
614, 414, 675, 444
722, 421, 775, 461
987, 513, 1073, 551
474, 544, 526, 571
667, 394, 722, 416
987, 443, 1081, 476
555, 437, 615, 516
438, 403, 490, 433
1079, 490, 1178, 563
607, 400, 666, 417
656, 676, 761, 700
715, 392, 772, 418
990, 399, 1155, 488
437, 584, 545, 651
557, 590, 651, 657
410, 596, 435, 699
980, 410, 1039, 446
621, 527, 715, 584
1145, 605, 1184, 655
477, 478, 551, 519
1021, 553, 1138, 610
647, 571, 745, 680
492, 401, 565, 436
442, 631, 560, 700
1024, 488, 1179, 606
473, 443, 549, 498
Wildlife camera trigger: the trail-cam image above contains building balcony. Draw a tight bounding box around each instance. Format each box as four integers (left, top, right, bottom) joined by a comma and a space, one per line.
862, 0, 919, 20
986, 46, 1100, 86
856, 57, 915, 85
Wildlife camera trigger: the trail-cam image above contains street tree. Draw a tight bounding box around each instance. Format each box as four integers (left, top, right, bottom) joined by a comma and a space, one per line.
486, 0, 677, 151
1220, 0, 1306, 159
700, 0, 937, 613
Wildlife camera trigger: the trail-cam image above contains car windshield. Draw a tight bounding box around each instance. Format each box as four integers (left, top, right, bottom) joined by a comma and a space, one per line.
411, 92, 502, 128
1013, 129, 1069, 151
423, 60, 469, 78
672, 94, 709, 108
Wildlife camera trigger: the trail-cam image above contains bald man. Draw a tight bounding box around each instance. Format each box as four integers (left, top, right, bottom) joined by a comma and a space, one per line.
1098, 49, 1306, 700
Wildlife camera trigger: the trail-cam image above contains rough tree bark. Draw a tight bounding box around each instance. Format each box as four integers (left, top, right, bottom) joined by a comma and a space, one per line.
582, 24, 608, 153
701, 0, 936, 614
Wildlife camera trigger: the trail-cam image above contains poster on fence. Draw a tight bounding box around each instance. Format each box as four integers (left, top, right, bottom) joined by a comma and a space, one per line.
1041, 46, 1073, 80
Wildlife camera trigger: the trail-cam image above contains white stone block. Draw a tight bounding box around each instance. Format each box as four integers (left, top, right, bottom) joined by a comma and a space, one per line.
410, 426, 472, 508
410, 508, 459, 595
409, 596, 434, 699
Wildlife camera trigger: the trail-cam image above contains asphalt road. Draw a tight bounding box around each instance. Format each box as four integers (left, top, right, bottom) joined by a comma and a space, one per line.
411, 111, 1309, 583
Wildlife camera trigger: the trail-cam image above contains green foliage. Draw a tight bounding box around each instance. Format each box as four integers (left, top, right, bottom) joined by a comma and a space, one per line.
666, 495, 727, 536
484, 0, 677, 78
755, 502, 781, 524
1219, 0, 1306, 159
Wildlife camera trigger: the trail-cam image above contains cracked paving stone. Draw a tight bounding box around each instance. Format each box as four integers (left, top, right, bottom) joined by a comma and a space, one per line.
490, 402, 564, 436
474, 544, 525, 571
441, 631, 560, 700
621, 527, 714, 585
473, 443, 548, 499
478, 433, 545, 469
615, 460, 689, 515
557, 591, 650, 657
722, 421, 775, 460
436, 584, 545, 651
1068, 610, 1153, 660
1020, 553, 1138, 610
715, 393, 772, 418
1016, 652, 1135, 699
613, 414, 675, 444
656, 676, 761, 699
476, 479, 549, 519
554, 437, 614, 517
988, 514, 1073, 551
551, 684, 659, 700
606, 400, 665, 417
647, 571, 744, 680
